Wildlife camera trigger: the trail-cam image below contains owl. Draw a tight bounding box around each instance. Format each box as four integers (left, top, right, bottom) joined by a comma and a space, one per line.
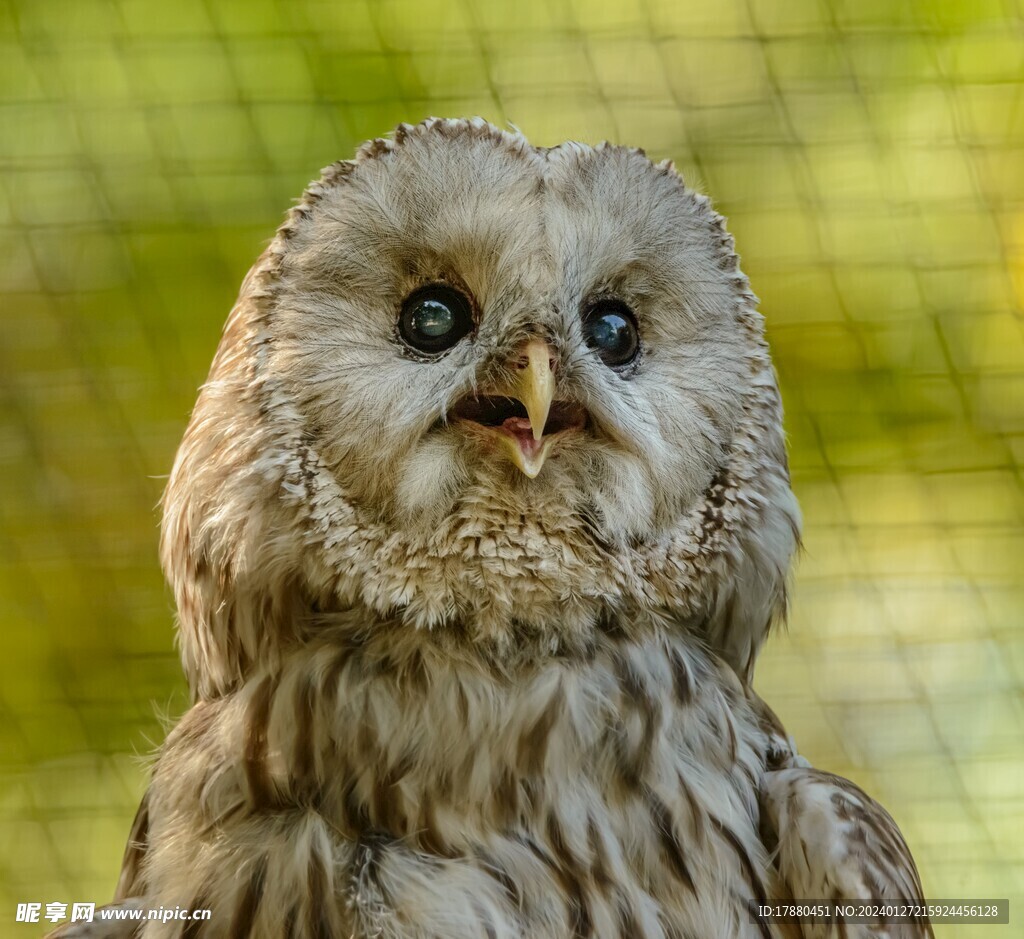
54, 118, 931, 939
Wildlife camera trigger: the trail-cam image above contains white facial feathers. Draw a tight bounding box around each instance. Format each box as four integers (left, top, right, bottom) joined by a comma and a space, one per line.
161, 118, 800, 698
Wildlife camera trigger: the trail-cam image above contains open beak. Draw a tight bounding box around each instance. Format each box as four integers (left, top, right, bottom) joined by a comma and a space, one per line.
491, 339, 556, 477
504, 339, 555, 443
450, 339, 586, 478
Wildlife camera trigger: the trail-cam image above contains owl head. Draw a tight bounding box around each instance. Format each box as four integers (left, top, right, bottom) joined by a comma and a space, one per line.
161, 118, 800, 699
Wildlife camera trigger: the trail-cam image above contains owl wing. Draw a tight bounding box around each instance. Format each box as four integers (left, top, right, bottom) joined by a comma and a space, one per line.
112, 788, 150, 901
760, 765, 934, 939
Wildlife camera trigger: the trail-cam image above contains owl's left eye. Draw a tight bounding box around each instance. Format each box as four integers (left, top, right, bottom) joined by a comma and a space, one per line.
582, 299, 640, 368
398, 285, 474, 355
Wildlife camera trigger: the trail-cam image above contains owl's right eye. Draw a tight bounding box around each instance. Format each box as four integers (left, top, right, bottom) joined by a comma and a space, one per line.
398, 285, 474, 355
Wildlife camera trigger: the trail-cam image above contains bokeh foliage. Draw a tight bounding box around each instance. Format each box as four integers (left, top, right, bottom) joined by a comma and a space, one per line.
1, 0, 1022, 931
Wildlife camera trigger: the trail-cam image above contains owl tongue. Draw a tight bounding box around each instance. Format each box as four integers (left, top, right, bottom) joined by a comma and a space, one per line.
495, 415, 551, 478
501, 416, 544, 456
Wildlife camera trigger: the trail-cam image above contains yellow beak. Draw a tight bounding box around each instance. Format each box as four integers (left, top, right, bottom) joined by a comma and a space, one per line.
493, 339, 557, 478
509, 338, 555, 441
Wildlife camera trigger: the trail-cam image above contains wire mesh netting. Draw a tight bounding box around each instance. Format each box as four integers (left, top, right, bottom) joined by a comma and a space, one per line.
1, 0, 1022, 933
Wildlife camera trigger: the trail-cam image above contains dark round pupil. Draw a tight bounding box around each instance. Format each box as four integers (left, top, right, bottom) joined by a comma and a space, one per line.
399, 285, 473, 354
412, 299, 455, 338
585, 307, 638, 365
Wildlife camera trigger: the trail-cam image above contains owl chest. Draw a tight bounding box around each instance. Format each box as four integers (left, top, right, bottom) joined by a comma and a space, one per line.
158, 637, 777, 938
277, 639, 774, 938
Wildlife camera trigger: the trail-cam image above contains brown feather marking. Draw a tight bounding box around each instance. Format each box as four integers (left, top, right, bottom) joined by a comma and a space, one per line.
493, 767, 522, 827
474, 845, 523, 909
676, 773, 706, 849
293, 669, 317, 798
707, 686, 739, 766
516, 683, 562, 776
647, 791, 697, 895
608, 716, 638, 790
609, 686, 662, 789
372, 764, 409, 833
473, 899, 499, 939
668, 647, 693, 706
243, 675, 276, 809
724, 710, 739, 765
519, 833, 593, 939
455, 680, 470, 723
610, 651, 664, 786
340, 778, 371, 834
307, 840, 336, 939
586, 815, 612, 890
713, 819, 771, 938
322, 646, 352, 706
613, 650, 647, 704
546, 814, 594, 939
180, 894, 210, 939
616, 896, 648, 939
227, 853, 267, 937
418, 792, 455, 858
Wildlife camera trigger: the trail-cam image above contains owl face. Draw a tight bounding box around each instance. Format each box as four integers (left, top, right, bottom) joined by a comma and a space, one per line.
268, 123, 750, 546
163, 119, 798, 697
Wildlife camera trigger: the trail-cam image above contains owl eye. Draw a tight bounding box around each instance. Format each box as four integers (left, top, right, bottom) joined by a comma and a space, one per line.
581, 299, 640, 368
398, 285, 474, 355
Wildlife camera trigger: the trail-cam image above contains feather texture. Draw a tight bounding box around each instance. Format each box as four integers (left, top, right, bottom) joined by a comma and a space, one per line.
761, 767, 934, 939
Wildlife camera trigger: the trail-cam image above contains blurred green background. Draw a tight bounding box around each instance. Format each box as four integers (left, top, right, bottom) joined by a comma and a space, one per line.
1, 0, 1022, 933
